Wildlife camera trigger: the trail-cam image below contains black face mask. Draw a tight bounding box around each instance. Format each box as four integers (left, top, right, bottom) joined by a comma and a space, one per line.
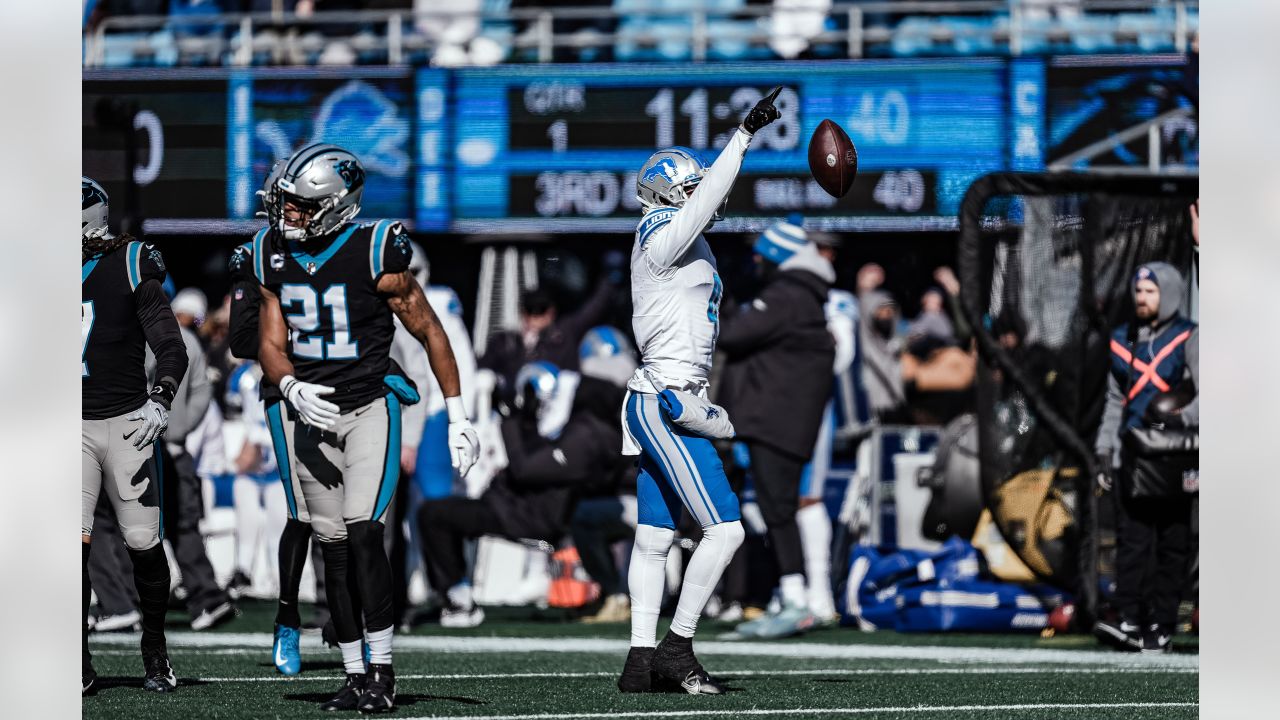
872, 317, 896, 338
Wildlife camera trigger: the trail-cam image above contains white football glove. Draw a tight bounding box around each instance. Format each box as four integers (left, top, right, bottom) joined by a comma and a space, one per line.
445, 396, 480, 477
281, 375, 340, 430
126, 398, 170, 449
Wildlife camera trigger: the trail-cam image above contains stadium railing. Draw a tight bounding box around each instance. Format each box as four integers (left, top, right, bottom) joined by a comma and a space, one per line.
83, 0, 1198, 68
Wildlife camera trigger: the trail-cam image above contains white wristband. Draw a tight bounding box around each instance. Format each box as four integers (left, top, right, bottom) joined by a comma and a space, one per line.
445, 396, 468, 423
281, 374, 298, 396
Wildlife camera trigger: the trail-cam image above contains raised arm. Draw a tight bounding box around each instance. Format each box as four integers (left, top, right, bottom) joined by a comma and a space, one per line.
644, 88, 782, 269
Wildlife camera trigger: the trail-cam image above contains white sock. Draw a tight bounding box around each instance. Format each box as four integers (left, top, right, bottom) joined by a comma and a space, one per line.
338, 639, 365, 675
365, 625, 393, 665
447, 582, 474, 610
628, 524, 674, 647
779, 573, 808, 609
797, 502, 835, 617
670, 521, 745, 638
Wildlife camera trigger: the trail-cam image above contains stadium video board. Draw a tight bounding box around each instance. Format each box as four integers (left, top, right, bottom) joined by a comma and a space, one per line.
81, 56, 1192, 235
451, 60, 1006, 232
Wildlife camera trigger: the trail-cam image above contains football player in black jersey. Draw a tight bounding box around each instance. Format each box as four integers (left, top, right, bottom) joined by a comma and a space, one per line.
81, 177, 188, 695
251, 145, 479, 713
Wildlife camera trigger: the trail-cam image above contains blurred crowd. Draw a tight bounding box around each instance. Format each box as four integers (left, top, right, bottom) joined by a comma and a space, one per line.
86, 216, 984, 634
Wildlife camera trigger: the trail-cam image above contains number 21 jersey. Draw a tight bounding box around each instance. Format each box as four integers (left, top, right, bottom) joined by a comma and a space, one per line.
238, 220, 412, 413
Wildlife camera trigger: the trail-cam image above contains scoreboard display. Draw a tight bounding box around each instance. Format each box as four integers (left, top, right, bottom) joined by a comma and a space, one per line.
450, 61, 1006, 231
81, 56, 1191, 234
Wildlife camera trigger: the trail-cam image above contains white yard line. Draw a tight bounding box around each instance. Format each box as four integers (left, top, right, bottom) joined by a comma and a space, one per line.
166, 666, 1195, 683
366, 703, 1199, 720
90, 631, 1199, 669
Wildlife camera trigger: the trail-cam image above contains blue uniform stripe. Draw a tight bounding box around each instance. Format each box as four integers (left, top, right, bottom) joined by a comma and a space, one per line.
637, 210, 676, 247
369, 220, 392, 278
253, 228, 268, 284
632, 394, 705, 525
628, 394, 689, 513
646, 398, 720, 525
265, 400, 298, 519
126, 242, 142, 290
153, 439, 165, 540
287, 223, 358, 273
81, 258, 100, 283
372, 393, 402, 522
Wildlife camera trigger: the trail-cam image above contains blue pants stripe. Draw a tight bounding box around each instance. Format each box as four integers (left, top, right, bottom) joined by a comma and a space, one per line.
627, 392, 739, 529
629, 394, 699, 520
154, 439, 165, 541
641, 396, 720, 525
371, 393, 402, 522
265, 400, 298, 519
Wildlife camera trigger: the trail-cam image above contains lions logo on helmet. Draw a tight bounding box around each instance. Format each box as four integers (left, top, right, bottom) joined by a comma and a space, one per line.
635, 147, 726, 223
269, 144, 366, 242
514, 361, 561, 411
82, 177, 109, 242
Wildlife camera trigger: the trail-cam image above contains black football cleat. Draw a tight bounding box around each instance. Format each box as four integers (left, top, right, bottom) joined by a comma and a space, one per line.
83, 646, 98, 696
356, 663, 396, 714
1093, 619, 1143, 652
650, 631, 728, 695
1142, 624, 1174, 654
140, 645, 177, 693
320, 673, 366, 711
617, 646, 656, 693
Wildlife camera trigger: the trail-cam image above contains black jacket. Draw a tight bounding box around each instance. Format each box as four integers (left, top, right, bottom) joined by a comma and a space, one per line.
484, 377, 629, 540
717, 261, 835, 459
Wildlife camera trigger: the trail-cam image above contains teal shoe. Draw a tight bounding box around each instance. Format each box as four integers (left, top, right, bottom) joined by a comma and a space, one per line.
273, 624, 302, 675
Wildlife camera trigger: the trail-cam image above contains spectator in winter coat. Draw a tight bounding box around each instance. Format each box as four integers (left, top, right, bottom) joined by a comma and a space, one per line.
717, 217, 835, 638
417, 361, 626, 628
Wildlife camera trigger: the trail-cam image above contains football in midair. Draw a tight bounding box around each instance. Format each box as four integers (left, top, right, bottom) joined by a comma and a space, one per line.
808, 119, 858, 198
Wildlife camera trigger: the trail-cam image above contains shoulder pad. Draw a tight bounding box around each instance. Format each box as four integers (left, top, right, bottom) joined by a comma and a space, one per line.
369, 220, 410, 279
127, 240, 166, 291
636, 207, 677, 248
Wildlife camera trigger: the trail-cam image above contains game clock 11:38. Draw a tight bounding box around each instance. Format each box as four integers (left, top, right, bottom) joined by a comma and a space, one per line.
508, 83, 802, 153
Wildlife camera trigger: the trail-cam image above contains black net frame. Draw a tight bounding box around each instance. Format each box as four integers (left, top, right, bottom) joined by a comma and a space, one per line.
957, 171, 1198, 625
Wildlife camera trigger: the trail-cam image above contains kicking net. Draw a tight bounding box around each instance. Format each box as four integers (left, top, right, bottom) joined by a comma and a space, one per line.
956, 172, 1197, 620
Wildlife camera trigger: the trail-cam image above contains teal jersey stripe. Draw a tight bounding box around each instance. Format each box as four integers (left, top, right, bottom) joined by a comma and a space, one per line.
369, 220, 392, 278
82, 257, 100, 284
372, 393, 402, 522
126, 241, 143, 290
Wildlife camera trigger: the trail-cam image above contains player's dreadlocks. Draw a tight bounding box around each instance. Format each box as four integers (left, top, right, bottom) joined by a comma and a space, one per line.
83, 232, 133, 263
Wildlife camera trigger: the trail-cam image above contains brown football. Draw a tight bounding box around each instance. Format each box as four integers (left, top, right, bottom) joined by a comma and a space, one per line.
808, 119, 858, 198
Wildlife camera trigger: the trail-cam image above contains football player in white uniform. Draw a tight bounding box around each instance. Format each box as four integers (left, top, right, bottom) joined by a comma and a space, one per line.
617, 87, 782, 694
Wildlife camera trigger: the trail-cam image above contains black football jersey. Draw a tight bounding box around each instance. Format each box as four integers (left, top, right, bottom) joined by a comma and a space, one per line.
82, 241, 167, 419
249, 220, 413, 412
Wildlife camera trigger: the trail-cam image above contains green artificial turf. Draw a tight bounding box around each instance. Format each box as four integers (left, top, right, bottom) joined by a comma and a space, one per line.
84, 600, 1198, 720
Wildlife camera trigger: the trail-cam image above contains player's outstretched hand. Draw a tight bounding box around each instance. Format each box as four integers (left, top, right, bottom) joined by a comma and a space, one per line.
282, 375, 340, 430
127, 398, 170, 449
449, 420, 481, 477
742, 86, 783, 135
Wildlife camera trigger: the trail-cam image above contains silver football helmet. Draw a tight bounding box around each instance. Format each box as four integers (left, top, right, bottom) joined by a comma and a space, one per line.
270, 144, 365, 241
635, 146, 724, 221
82, 177, 109, 242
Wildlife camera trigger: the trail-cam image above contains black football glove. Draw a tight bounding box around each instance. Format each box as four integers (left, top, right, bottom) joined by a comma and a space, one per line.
741, 86, 783, 135
1095, 451, 1114, 492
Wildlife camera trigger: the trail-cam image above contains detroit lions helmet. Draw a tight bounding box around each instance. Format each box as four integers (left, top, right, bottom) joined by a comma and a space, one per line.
513, 361, 560, 412
636, 147, 724, 221
269, 144, 365, 241
82, 177, 109, 242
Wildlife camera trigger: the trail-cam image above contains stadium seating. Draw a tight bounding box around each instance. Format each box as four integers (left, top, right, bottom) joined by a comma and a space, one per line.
83, 2, 1198, 68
